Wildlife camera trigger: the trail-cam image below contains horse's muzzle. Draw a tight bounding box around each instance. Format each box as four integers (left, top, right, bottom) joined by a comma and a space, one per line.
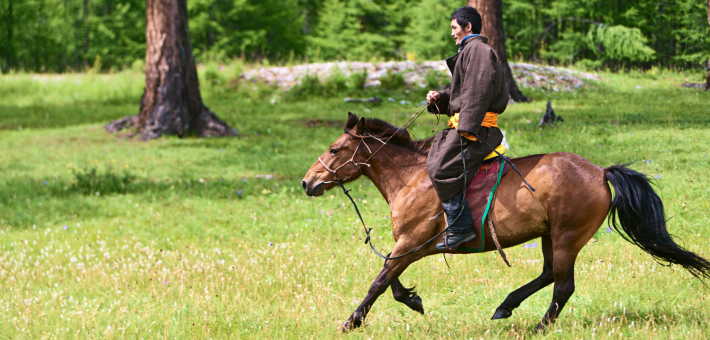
301, 180, 326, 197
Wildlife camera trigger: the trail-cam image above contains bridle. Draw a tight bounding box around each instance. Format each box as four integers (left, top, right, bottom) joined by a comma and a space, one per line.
314, 106, 456, 262
314, 105, 535, 263
316, 106, 427, 184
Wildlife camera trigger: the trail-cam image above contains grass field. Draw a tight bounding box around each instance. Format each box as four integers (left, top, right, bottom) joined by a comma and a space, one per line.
1, 67, 710, 339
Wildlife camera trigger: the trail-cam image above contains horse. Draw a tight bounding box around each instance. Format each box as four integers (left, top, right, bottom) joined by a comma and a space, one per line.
301, 112, 710, 332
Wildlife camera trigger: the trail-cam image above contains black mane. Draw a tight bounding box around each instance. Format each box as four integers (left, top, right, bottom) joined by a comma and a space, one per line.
345, 114, 433, 156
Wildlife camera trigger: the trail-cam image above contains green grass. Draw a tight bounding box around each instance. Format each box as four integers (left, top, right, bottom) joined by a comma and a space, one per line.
1, 67, 710, 339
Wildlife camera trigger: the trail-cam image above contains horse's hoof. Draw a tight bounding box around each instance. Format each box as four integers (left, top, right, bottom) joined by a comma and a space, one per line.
534, 323, 546, 334
410, 294, 425, 314
340, 315, 363, 332
491, 307, 512, 320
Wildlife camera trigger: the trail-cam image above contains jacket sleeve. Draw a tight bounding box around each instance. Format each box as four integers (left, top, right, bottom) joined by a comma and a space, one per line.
427, 84, 452, 115
456, 47, 498, 135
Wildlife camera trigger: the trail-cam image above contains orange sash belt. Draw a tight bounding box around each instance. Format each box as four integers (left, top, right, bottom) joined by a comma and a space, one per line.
448, 112, 498, 141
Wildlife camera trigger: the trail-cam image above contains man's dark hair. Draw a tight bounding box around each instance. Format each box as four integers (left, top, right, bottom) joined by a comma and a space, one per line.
451, 7, 482, 34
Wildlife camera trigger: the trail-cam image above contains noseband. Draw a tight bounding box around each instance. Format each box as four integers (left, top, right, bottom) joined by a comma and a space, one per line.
316, 133, 387, 183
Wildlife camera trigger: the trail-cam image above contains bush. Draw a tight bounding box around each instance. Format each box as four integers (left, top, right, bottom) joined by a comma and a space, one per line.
379, 71, 406, 91
71, 165, 134, 195
325, 67, 348, 93
203, 62, 226, 87
425, 69, 445, 90
288, 74, 325, 99
348, 69, 368, 92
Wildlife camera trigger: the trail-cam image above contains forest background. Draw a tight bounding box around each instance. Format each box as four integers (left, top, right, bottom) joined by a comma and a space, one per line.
1, 0, 708, 73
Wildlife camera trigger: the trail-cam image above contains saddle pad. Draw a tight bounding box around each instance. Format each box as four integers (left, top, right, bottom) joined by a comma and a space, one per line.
457, 158, 509, 252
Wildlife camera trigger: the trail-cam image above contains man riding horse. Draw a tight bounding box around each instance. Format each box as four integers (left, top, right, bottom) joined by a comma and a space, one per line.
426, 6, 509, 250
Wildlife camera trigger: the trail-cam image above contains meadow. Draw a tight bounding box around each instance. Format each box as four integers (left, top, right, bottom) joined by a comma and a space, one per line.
1, 66, 709, 339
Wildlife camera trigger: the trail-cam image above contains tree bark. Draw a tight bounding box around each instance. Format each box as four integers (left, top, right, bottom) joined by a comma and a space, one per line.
83, 0, 89, 69
467, 0, 529, 102
6, 0, 13, 70
106, 0, 236, 139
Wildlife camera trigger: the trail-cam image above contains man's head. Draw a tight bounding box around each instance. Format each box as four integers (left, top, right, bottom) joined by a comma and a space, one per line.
450, 7, 482, 46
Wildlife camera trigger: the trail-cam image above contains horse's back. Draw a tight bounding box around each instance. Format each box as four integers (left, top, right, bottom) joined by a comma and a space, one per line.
492, 153, 611, 248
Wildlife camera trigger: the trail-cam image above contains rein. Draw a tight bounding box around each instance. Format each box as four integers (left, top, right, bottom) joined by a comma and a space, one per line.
321, 105, 535, 262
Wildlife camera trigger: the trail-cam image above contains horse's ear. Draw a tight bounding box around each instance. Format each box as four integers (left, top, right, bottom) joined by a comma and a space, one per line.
346, 112, 359, 129
356, 117, 367, 133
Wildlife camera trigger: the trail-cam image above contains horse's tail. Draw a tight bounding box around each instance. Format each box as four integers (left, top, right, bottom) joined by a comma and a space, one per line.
605, 164, 710, 280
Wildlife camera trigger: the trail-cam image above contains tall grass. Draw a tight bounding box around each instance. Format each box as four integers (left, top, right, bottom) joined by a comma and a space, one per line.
0, 67, 709, 338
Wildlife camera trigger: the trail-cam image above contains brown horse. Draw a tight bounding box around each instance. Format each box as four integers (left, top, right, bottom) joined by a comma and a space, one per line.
301, 113, 710, 332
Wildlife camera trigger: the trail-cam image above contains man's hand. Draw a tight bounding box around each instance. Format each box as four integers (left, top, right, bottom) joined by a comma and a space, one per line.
426, 91, 441, 104
459, 130, 478, 141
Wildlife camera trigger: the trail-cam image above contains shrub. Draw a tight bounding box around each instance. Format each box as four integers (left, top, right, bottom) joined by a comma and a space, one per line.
288, 73, 325, 99
348, 69, 368, 92
425, 69, 444, 90
379, 71, 406, 91
203, 62, 225, 87
71, 165, 134, 195
325, 67, 348, 93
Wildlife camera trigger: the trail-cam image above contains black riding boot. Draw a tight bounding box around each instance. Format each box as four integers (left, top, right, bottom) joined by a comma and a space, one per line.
436, 189, 476, 250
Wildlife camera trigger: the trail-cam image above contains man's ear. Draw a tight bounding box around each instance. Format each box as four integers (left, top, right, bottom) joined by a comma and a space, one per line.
466, 22, 472, 34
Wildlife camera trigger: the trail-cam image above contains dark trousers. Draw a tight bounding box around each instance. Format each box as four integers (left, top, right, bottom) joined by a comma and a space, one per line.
426, 127, 503, 202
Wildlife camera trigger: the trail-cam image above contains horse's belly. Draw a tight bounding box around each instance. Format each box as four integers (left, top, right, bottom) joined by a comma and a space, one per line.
490, 189, 549, 248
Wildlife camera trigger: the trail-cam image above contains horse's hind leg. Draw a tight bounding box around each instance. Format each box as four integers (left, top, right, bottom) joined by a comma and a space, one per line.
391, 277, 424, 314
492, 235, 554, 319
534, 246, 579, 332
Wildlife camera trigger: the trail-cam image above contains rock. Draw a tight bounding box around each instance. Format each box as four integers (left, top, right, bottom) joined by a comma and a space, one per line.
240, 61, 599, 93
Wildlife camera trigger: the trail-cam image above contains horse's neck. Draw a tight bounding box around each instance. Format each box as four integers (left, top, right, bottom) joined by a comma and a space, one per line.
363, 149, 427, 205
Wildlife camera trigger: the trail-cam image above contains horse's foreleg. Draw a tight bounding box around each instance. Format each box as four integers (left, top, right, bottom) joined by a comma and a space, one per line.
391, 277, 424, 314
341, 245, 419, 331
492, 235, 553, 319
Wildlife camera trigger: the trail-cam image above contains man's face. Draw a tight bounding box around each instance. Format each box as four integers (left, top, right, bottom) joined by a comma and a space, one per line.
451, 19, 472, 45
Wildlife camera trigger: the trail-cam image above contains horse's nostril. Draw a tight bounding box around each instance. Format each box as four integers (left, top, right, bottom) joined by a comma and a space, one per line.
301, 180, 308, 191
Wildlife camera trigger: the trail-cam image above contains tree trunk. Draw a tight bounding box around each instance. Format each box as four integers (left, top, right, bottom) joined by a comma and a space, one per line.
467, 0, 529, 102
6, 0, 13, 70
83, 0, 89, 69
106, 0, 237, 139
208, 4, 215, 47
706, 0, 710, 90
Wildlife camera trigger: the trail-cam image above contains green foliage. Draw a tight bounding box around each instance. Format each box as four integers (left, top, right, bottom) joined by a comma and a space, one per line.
326, 67, 348, 93
403, 0, 458, 61
0, 0, 146, 72
0, 0, 707, 72
70, 164, 134, 195
587, 25, 656, 62
425, 69, 445, 90
378, 70, 406, 90
288, 73, 325, 99
202, 62, 226, 87
504, 0, 709, 69
306, 0, 403, 61
348, 69, 368, 92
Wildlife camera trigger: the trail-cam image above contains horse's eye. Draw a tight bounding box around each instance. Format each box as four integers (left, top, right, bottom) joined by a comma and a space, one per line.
330, 149, 338, 154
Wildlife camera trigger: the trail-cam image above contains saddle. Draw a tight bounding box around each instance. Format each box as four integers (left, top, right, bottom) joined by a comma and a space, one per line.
455, 151, 509, 254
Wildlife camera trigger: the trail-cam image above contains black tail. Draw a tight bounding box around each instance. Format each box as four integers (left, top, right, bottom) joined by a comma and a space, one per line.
605, 164, 710, 280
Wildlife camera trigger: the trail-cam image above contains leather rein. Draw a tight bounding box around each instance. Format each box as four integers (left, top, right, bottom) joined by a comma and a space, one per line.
317, 105, 535, 262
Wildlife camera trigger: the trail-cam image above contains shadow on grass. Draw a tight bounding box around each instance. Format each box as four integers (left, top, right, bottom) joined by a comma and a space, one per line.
0, 176, 297, 228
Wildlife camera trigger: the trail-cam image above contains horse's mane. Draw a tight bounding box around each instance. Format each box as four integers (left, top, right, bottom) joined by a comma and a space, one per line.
346, 114, 434, 157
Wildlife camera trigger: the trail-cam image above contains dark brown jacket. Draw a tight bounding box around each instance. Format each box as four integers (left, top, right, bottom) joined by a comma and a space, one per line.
426, 36, 508, 202
428, 36, 509, 132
